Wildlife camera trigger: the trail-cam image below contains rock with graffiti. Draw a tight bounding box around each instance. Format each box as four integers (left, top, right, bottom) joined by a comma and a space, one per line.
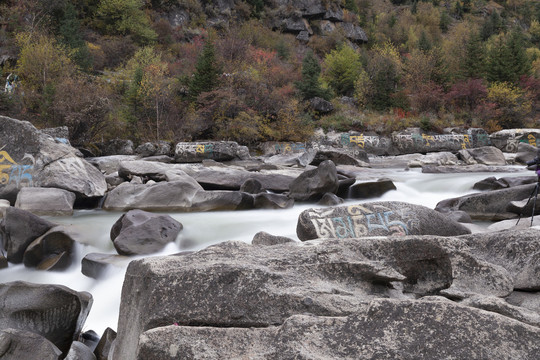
391, 128, 491, 154
339, 132, 392, 156
489, 129, 540, 153
174, 141, 250, 163
296, 201, 471, 241
0, 116, 107, 202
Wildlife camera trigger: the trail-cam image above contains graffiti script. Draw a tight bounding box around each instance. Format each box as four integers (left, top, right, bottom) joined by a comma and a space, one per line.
392, 132, 489, 151
307, 205, 413, 239
0, 150, 34, 187
274, 143, 305, 154
340, 134, 389, 150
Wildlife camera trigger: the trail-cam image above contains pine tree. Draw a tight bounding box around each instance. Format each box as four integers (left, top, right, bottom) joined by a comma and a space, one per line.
505, 29, 530, 82
463, 32, 486, 79
295, 51, 330, 100
486, 35, 513, 83
418, 31, 432, 52
188, 39, 221, 101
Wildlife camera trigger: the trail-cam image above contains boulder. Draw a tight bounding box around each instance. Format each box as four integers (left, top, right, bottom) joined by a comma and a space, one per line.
435, 183, 537, 220
0, 328, 62, 360
311, 148, 367, 166
117, 160, 195, 182
81, 253, 131, 279
296, 201, 471, 241
79, 330, 100, 352
0, 116, 106, 200
461, 295, 540, 328
458, 146, 506, 166
264, 151, 316, 167
110, 210, 182, 256
22, 226, 75, 270
102, 180, 202, 211
296, 30, 310, 42
135, 141, 171, 158
239, 178, 263, 194
113, 235, 529, 359
252, 231, 296, 246
515, 143, 540, 164
15, 187, 76, 216
349, 179, 397, 199
1, 207, 55, 263
86, 155, 139, 175
506, 291, 540, 313
0, 281, 92, 354
337, 22, 368, 42
135, 299, 540, 360
190, 190, 254, 211
94, 328, 116, 360
288, 160, 339, 201
489, 129, 540, 152
253, 193, 294, 209
0, 254, 7, 269
65, 341, 96, 360
422, 164, 521, 173
309, 97, 333, 113
174, 141, 249, 163
317, 192, 344, 206
407, 152, 460, 167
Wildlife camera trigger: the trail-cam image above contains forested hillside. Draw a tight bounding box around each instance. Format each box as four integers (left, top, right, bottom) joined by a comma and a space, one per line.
0, 0, 539, 147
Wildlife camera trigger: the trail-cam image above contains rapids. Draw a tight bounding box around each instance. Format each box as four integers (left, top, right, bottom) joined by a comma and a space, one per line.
0, 166, 533, 335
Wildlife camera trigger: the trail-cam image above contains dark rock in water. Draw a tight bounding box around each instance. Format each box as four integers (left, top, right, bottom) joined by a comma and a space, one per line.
111, 210, 182, 256
296, 201, 471, 241
65, 341, 96, 360
336, 177, 356, 198
80, 330, 100, 352
15, 187, 76, 216
252, 231, 296, 246
0, 254, 7, 269
317, 192, 344, 206
113, 234, 524, 359
81, 253, 131, 279
0, 328, 63, 360
288, 160, 339, 201
0, 281, 92, 354
349, 179, 396, 199
22, 226, 75, 270
473, 176, 537, 191
253, 193, 294, 209
135, 298, 540, 360
435, 183, 537, 221
1, 207, 55, 264
311, 148, 366, 166
309, 97, 333, 113
515, 143, 539, 164
239, 178, 263, 194
94, 327, 116, 360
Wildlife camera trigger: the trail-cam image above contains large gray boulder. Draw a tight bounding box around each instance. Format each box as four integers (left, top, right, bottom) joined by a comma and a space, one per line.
0, 116, 107, 200
22, 226, 75, 270
110, 210, 182, 256
348, 179, 397, 199
489, 129, 540, 152
136, 299, 540, 360
297, 201, 471, 241
1, 207, 55, 263
174, 141, 249, 163
435, 183, 537, 220
0, 281, 92, 355
458, 146, 506, 166
15, 187, 76, 216
0, 328, 63, 360
113, 235, 531, 359
288, 160, 339, 201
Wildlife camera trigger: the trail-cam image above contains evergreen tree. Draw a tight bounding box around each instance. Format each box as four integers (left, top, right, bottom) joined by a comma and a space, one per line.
295, 51, 330, 100
505, 29, 530, 82
462, 32, 486, 79
486, 35, 513, 83
418, 31, 432, 52
481, 11, 503, 41
487, 30, 530, 83
57, 2, 92, 71
188, 39, 221, 101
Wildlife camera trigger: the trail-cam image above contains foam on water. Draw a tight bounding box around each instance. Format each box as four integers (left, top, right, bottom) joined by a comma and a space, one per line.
1, 166, 533, 335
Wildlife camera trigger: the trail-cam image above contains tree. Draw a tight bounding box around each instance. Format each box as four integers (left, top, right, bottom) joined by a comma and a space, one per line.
323, 44, 363, 97
188, 38, 221, 102
97, 0, 156, 44
295, 51, 329, 100
480, 11, 503, 41
487, 82, 532, 128
56, 1, 92, 70
462, 32, 486, 79
486, 31, 530, 83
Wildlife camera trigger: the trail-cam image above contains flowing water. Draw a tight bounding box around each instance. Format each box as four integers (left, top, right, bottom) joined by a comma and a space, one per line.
0, 167, 532, 335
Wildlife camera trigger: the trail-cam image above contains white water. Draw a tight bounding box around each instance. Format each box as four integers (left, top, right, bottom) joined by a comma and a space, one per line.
1, 167, 532, 336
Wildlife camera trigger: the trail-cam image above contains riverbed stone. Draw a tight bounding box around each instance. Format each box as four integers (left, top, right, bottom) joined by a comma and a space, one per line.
0, 254, 7, 269
252, 231, 296, 246
348, 179, 397, 199
135, 299, 540, 360
22, 226, 75, 270
81, 253, 131, 279
1, 207, 55, 263
435, 183, 537, 220
110, 210, 182, 256
296, 201, 471, 241
264, 151, 316, 167
253, 193, 294, 209
311, 148, 367, 166
515, 143, 540, 164
317, 192, 344, 206
0, 328, 63, 360
458, 146, 506, 166
65, 341, 96, 360
0, 281, 92, 354
174, 141, 249, 163
15, 187, 76, 216
288, 160, 339, 201
94, 328, 116, 360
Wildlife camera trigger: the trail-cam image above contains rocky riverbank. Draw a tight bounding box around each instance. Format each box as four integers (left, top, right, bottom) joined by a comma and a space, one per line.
1, 115, 540, 359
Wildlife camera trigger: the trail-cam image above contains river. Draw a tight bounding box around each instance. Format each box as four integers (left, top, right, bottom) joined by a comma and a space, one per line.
0, 166, 533, 336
